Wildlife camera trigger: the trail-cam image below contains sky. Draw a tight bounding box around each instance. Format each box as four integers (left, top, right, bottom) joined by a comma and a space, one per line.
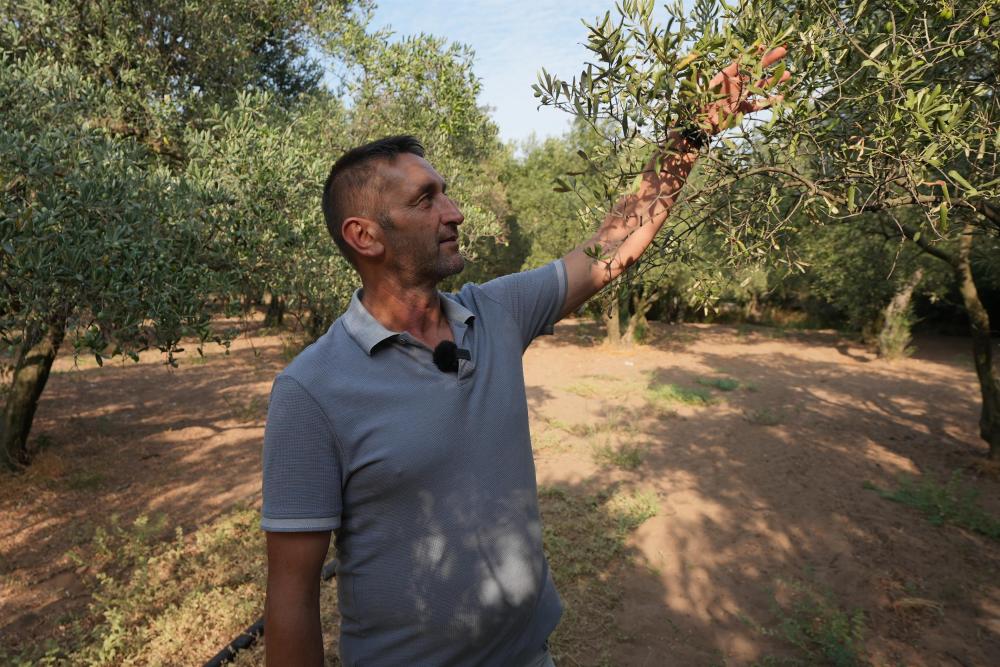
368, 0, 615, 146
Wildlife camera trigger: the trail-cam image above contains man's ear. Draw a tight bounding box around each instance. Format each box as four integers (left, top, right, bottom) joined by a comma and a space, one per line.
342, 216, 385, 260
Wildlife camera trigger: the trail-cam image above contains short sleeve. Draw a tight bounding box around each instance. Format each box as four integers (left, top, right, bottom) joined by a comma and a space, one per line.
478, 259, 567, 348
261, 374, 343, 532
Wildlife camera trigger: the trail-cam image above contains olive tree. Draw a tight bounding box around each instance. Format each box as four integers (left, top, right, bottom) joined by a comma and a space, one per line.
0, 57, 232, 469
184, 90, 358, 339
536, 0, 1000, 458
0, 1, 369, 470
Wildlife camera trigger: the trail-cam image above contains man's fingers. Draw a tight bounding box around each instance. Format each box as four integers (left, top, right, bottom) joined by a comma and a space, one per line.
755, 69, 792, 91
745, 94, 785, 113
760, 45, 788, 68
708, 61, 740, 89
709, 45, 789, 91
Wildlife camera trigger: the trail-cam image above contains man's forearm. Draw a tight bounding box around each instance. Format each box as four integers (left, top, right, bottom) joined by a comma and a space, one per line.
561, 132, 700, 316
264, 584, 324, 666
590, 132, 699, 275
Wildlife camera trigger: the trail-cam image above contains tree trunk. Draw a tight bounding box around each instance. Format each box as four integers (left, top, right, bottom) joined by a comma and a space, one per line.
1, 318, 66, 471
743, 293, 762, 322
264, 293, 285, 327
624, 287, 655, 345
306, 309, 328, 342
604, 295, 622, 346
955, 223, 1000, 460
878, 267, 923, 360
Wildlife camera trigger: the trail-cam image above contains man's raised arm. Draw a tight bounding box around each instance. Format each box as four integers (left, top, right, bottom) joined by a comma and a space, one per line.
560, 46, 792, 318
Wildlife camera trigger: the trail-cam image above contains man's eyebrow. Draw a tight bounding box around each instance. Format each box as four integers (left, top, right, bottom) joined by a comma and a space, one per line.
411, 179, 447, 199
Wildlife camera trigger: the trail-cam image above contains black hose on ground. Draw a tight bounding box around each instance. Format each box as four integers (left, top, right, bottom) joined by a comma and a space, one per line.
202, 559, 337, 667
203, 618, 264, 667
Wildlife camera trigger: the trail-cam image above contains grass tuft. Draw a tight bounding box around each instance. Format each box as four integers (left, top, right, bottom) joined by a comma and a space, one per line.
746, 408, 783, 426
605, 489, 658, 531
593, 440, 644, 470
750, 579, 868, 667
66, 469, 105, 491
532, 430, 570, 453
865, 472, 1000, 539
222, 395, 266, 423
646, 382, 712, 406
697, 376, 740, 391
563, 381, 603, 398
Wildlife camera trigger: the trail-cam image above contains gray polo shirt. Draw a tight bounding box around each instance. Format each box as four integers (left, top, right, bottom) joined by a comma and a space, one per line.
261, 260, 568, 667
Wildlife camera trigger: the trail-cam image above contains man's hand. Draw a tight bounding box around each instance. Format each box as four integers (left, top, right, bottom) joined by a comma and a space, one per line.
264, 530, 331, 667
700, 45, 792, 135
560, 46, 792, 318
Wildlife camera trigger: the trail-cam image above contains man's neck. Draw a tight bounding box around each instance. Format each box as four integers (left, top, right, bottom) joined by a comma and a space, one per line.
360, 277, 454, 348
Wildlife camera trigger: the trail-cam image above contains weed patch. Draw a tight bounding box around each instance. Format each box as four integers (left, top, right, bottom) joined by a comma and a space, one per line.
646, 382, 712, 406
2, 508, 295, 666
593, 440, 644, 470
539, 485, 658, 664
865, 472, 1000, 539
750, 579, 868, 667
3, 485, 660, 667
697, 376, 740, 391
746, 408, 783, 426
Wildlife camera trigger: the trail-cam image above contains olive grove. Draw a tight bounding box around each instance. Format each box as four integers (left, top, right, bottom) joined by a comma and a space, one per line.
0, 0, 515, 470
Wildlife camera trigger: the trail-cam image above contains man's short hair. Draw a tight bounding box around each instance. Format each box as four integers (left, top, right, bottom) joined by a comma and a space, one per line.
321, 135, 426, 265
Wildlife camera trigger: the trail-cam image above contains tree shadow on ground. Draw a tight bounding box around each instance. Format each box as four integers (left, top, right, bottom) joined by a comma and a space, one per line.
530, 323, 998, 666
0, 340, 288, 645
3, 322, 999, 666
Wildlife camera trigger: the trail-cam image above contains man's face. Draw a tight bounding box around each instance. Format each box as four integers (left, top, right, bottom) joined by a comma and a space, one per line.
375, 153, 465, 283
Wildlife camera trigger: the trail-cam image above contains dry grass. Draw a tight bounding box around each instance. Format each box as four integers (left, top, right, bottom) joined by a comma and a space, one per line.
540, 485, 658, 665
3, 483, 657, 666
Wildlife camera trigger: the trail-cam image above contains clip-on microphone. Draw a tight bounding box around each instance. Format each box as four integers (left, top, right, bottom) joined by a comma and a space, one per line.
432, 341, 470, 373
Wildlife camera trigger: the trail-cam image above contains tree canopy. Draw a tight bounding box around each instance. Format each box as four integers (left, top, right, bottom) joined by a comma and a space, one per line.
534, 0, 999, 456
0, 0, 513, 469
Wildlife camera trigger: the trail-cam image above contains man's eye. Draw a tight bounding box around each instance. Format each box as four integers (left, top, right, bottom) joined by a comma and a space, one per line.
418, 196, 433, 208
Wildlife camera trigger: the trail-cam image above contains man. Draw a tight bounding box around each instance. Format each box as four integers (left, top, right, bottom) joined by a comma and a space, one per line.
261, 50, 790, 666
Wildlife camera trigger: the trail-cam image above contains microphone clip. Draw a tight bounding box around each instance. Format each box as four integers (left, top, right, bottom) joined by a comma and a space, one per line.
432, 341, 470, 373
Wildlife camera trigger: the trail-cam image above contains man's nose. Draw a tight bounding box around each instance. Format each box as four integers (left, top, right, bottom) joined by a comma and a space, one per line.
443, 195, 464, 226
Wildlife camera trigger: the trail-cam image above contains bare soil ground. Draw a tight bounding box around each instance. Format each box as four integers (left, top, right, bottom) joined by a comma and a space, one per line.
1, 318, 998, 666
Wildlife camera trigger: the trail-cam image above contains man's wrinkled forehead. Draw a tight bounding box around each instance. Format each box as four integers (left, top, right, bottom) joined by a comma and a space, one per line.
378, 153, 445, 199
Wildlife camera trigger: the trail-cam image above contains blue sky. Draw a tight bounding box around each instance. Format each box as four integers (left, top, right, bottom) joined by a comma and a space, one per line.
368, 1, 615, 145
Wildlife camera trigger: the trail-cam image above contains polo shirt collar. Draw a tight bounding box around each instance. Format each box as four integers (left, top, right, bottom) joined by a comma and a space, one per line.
342, 289, 475, 356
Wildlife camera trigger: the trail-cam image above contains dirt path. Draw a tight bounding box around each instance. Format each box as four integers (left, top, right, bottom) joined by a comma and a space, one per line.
2, 320, 998, 665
